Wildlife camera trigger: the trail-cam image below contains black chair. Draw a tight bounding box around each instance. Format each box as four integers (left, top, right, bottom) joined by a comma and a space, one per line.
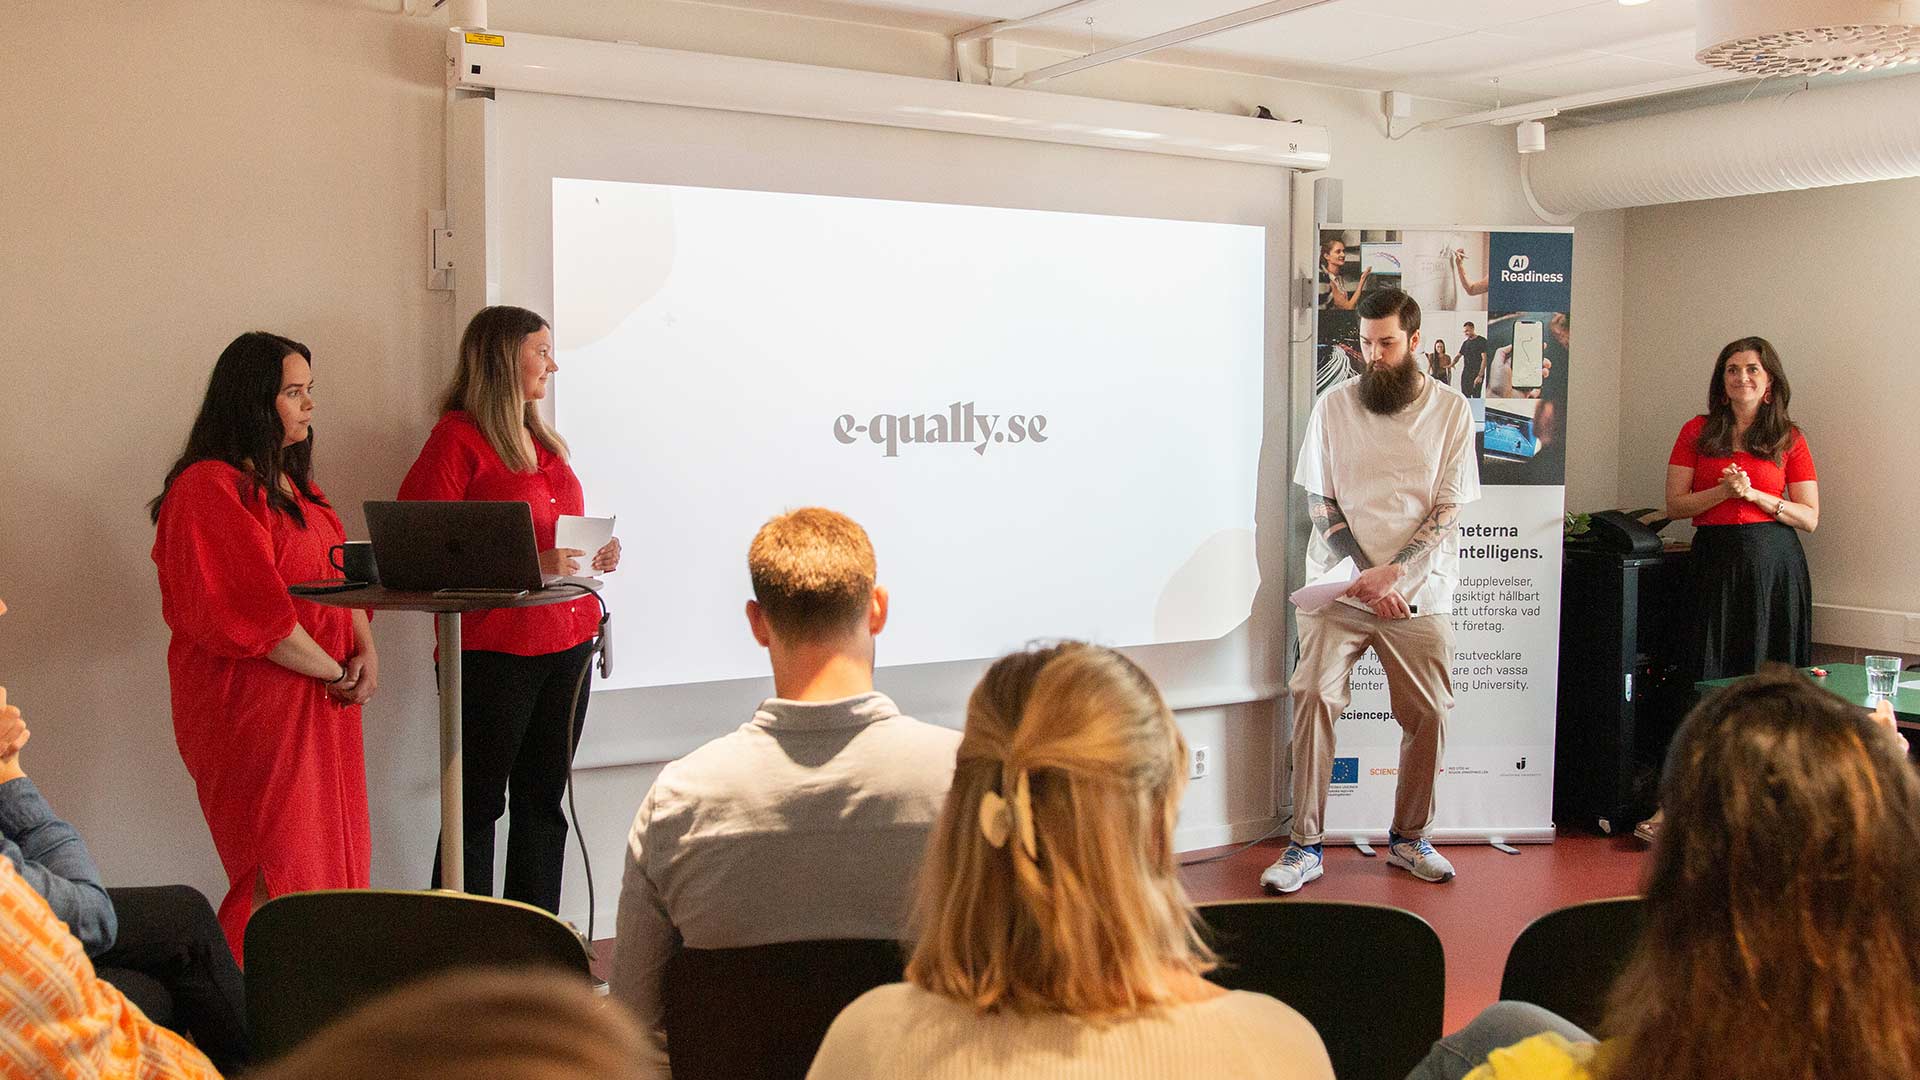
1197, 899, 1444, 1080
244, 888, 593, 1062
1498, 895, 1644, 1033
662, 938, 905, 1080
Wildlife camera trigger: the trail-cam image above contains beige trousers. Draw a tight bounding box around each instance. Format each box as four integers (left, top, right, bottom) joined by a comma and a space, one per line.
1287, 602, 1454, 845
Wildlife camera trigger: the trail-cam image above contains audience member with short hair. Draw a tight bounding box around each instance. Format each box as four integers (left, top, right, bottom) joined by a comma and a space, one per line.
1408, 666, 1920, 1080
251, 967, 644, 1080
807, 641, 1335, 1080
610, 508, 962, 1075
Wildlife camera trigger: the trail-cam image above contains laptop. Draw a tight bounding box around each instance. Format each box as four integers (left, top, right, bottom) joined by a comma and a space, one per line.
364, 501, 565, 594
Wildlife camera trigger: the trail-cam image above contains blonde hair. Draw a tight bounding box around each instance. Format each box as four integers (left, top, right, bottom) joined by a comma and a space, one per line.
441, 305, 570, 473
252, 967, 646, 1080
747, 507, 876, 640
905, 641, 1214, 1016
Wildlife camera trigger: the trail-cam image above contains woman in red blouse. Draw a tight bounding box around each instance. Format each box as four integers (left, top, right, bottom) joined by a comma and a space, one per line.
150, 332, 377, 963
400, 306, 620, 912
1665, 336, 1819, 687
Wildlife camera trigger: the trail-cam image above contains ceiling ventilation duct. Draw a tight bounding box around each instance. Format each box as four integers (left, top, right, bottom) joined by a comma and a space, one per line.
1696, 0, 1920, 75
1523, 71, 1920, 216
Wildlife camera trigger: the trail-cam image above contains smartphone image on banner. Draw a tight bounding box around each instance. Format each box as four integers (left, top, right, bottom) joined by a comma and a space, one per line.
1512, 319, 1544, 390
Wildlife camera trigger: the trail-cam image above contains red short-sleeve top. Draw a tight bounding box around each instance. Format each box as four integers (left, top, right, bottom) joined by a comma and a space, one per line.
1668, 414, 1817, 526
398, 412, 599, 655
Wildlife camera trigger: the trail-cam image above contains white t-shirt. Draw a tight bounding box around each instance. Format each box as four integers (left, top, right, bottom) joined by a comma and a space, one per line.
807, 983, 1334, 1080
1294, 374, 1480, 616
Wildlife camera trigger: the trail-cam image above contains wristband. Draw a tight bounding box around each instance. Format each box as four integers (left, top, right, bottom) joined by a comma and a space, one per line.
326, 663, 350, 686
1773, 498, 1786, 519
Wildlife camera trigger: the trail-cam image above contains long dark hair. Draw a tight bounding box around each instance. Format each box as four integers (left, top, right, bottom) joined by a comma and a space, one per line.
1598, 666, 1920, 1080
1694, 336, 1797, 462
149, 332, 326, 526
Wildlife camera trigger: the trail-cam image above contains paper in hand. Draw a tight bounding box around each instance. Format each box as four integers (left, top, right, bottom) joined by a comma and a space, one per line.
555, 515, 616, 576
1289, 557, 1359, 613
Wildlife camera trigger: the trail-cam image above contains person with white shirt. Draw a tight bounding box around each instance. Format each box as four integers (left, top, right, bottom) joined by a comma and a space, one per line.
1262, 287, 1481, 894
609, 508, 961, 1076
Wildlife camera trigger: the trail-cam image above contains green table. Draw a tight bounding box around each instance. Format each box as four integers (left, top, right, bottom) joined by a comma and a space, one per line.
1697, 663, 1920, 731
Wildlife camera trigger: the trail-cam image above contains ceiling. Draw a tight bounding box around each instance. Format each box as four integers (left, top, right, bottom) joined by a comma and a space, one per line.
754, 0, 1737, 106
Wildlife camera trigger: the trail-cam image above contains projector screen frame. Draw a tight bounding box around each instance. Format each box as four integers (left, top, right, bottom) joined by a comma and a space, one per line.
443, 84, 1311, 769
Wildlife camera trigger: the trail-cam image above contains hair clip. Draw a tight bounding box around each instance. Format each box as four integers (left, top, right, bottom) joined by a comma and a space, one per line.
977, 769, 1038, 859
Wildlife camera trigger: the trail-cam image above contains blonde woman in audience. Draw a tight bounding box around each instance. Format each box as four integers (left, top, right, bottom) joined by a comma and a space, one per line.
253, 968, 644, 1080
807, 642, 1334, 1080
1406, 666, 1920, 1080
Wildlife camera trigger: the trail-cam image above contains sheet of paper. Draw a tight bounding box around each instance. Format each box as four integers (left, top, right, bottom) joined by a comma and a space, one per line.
1288, 557, 1359, 613
555, 514, 616, 574
1898, 677, 1920, 692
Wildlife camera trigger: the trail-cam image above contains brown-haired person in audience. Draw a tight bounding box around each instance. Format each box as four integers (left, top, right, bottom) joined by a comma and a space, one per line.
1405, 667, 1920, 1080
1639, 336, 1818, 843
807, 642, 1335, 1080
150, 331, 377, 965
253, 968, 645, 1080
1, 593, 248, 1070
611, 508, 960, 1076
400, 305, 621, 911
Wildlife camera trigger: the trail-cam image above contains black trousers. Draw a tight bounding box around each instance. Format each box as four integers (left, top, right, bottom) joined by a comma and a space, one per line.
95, 885, 250, 1072
430, 641, 594, 913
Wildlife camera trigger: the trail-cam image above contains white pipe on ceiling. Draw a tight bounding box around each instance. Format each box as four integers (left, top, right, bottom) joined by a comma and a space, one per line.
1007, 0, 1340, 88
1525, 71, 1920, 216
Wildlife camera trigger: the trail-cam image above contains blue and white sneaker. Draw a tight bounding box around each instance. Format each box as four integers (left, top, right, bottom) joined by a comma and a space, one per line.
1259, 843, 1324, 894
1386, 833, 1455, 882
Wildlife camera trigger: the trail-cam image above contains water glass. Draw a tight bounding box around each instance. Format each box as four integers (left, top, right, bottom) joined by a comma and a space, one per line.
1864, 654, 1901, 699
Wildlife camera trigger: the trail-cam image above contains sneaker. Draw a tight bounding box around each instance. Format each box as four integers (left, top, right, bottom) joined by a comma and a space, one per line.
1386, 833, 1455, 883
1259, 844, 1324, 894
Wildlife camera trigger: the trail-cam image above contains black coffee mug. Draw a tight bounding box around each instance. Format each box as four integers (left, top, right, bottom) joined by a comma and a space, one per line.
329, 541, 379, 584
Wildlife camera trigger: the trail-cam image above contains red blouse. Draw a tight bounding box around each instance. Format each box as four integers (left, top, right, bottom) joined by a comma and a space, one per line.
1668, 414, 1817, 526
398, 412, 599, 655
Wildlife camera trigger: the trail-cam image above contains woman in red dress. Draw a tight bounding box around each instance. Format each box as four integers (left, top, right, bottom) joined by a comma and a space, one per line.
150, 332, 378, 963
400, 306, 619, 913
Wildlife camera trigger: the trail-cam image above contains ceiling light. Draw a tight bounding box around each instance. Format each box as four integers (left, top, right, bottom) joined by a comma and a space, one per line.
1697, 0, 1920, 76
1619, 0, 1654, 7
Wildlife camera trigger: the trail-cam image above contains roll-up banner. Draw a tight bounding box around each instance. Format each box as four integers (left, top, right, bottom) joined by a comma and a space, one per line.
1311, 225, 1572, 843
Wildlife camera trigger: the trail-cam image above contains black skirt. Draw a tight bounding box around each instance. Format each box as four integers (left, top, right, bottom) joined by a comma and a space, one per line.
1686, 522, 1813, 681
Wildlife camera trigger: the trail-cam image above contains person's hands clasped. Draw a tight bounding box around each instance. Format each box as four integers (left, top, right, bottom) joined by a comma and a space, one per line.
330, 652, 378, 706
540, 547, 587, 577
591, 536, 621, 575
0, 689, 30, 782
1720, 463, 1750, 500
1346, 565, 1412, 620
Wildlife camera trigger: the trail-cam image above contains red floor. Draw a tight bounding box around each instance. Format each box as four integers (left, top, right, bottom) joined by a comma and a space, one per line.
1179, 827, 1650, 1033
591, 827, 1650, 1036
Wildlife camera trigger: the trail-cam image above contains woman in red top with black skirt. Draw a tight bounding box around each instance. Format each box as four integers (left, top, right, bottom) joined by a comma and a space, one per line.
150, 332, 378, 963
1665, 336, 1820, 681
400, 306, 620, 912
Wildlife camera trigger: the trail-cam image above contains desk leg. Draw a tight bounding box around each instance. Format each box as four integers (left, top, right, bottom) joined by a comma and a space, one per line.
436, 612, 463, 893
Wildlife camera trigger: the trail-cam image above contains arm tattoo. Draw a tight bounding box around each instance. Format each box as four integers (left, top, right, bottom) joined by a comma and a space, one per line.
1392, 502, 1461, 567
1308, 494, 1372, 569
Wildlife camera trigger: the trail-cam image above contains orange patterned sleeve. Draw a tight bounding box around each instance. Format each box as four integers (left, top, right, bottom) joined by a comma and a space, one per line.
0, 858, 221, 1079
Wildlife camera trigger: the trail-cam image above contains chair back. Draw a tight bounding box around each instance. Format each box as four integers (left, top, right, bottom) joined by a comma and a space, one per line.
244, 888, 593, 1062
663, 939, 905, 1080
1498, 895, 1645, 1033
1198, 899, 1444, 1080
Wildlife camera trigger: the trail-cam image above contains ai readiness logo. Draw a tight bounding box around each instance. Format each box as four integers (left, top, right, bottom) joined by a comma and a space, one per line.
834, 400, 1049, 458
1500, 253, 1564, 284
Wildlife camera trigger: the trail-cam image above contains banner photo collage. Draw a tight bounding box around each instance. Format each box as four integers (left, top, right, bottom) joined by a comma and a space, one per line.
1313, 224, 1573, 841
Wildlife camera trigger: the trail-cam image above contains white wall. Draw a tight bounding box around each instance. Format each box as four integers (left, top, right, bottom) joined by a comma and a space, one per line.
1, 0, 1623, 930
1620, 177, 1920, 646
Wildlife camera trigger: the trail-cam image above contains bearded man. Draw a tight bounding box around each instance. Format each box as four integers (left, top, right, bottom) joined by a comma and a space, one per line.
1261, 287, 1481, 894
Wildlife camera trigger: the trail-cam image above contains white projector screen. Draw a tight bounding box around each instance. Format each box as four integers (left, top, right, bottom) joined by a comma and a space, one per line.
471, 89, 1294, 764
552, 178, 1265, 690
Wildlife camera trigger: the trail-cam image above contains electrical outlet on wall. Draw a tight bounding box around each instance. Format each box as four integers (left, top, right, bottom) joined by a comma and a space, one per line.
1190, 746, 1210, 781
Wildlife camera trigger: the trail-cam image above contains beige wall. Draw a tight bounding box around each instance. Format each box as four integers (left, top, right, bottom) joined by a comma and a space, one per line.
1, 0, 1620, 922
1621, 178, 1920, 644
